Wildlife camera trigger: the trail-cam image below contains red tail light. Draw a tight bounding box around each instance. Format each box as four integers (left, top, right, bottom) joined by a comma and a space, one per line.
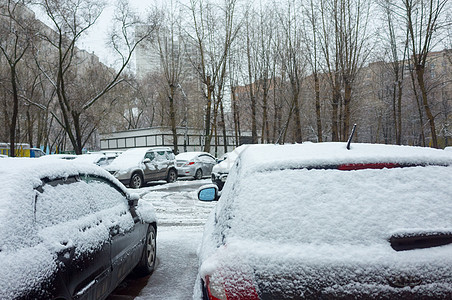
186, 161, 195, 166
206, 274, 259, 300
338, 163, 400, 170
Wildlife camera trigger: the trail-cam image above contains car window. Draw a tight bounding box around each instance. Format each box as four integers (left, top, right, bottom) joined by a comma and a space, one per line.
224, 166, 452, 244
35, 175, 128, 228
200, 154, 215, 163
166, 151, 175, 160
97, 157, 107, 165
145, 151, 155, 161
155, 151, 167, 161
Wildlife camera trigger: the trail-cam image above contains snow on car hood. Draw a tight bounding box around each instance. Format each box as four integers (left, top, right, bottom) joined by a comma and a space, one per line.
105, 147, 149, 173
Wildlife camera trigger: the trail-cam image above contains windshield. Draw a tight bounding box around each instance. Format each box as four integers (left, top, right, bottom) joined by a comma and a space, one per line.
225, 166, 452, 245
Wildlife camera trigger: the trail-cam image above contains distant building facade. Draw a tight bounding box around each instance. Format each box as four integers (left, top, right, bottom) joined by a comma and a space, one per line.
100, 127, 253, 156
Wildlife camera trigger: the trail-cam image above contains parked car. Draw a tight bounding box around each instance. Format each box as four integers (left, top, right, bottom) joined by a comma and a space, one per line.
176, 152, 217, 180
30, 148, 46, 158
74, 153, 117, 167
211, 146, 246, 190
105, 147, 177, 189
196, 142, 452, 299
39, 154, 78, 160
0, 158, 157, 299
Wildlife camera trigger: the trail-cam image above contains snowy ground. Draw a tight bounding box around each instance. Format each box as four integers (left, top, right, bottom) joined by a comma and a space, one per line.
108, 179, 216, 299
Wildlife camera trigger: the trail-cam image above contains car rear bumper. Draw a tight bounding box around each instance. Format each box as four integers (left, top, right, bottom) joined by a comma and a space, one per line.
176, 166, 195, 177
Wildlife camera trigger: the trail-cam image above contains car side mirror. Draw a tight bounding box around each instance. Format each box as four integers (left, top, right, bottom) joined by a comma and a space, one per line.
127, 192, 140, 206
198, 184, 220, 201
143, 158, 151, 163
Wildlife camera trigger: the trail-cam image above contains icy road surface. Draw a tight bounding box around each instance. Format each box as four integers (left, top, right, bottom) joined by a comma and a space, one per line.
108, 179, 216, 299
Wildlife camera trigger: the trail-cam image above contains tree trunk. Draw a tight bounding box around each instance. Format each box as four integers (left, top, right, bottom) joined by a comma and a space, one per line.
220, 101, 227, 154
331, 73, 340, 142
231, 86, 240, 147
410, 69, 426, 146
397, 79, 403, 145
415, 66, 438, 148
203, 76, 213, 152
169, 85, 178, 154
9, 65, 18, 157
314, 72, 323, 142
343, 77, 352, 141
293, 90, 303, 143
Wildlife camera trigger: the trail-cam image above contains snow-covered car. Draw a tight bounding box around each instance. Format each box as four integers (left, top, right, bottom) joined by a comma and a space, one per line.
0, 158, 157, 299
39, 154, 77, 160
105, 147, 177, 189
195, 142, 452, 299
176, 152, 217, 180
73, 152, 117, 167
210, 146, 246, 190
30, 148, 46, 158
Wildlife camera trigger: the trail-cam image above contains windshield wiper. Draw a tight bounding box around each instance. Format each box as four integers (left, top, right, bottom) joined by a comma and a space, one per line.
390, 231, 452, 251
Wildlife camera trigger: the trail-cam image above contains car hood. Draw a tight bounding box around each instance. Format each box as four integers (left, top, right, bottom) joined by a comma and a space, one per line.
201, 239, 452, 298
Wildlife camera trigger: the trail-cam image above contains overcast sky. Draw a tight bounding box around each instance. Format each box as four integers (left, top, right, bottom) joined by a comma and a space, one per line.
79, 0, 158, 68
32, 0, 165, 68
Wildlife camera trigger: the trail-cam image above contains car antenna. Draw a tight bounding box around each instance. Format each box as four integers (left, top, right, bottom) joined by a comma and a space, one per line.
346, 124, 357, 150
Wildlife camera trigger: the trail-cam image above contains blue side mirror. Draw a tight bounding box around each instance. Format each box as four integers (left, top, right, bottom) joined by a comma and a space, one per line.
198, 185, 219, 201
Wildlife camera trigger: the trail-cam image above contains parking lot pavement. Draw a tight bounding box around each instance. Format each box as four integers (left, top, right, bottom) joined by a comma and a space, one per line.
108, 179, 216, 299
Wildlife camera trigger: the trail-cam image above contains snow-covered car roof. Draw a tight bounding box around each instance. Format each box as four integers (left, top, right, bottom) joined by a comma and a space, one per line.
73, 153, 106, 164
106, 148, 151, 171
198, 142, 452, 297
39, 154, 77, 160
106, 147, 172, 171
236, 142, 452, 174
0, 158, 130, 248
176, 151, 212, 161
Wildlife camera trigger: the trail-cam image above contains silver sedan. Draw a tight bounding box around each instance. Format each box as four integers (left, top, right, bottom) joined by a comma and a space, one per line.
176, 152, 217, 180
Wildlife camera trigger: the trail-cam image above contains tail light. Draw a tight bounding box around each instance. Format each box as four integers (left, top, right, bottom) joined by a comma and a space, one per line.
185, 161, 195, 166
205, 274, 259, 300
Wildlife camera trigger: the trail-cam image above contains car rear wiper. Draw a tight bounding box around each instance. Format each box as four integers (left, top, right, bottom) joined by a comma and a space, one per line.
389, 231, 452, 251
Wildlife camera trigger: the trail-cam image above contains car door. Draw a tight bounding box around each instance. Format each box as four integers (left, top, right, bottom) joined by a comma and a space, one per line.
200, 154, 217, 175
35, 176, 111, 299
94, 177, 148, 285
80, 175, 147, 294
154, 150, 170, 179
143, 151, 158, 181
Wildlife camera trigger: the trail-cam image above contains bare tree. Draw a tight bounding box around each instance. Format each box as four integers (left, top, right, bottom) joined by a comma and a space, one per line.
33, 0, 159, 154
400, 0, 449, 148
277, 0, 305, 143
380, 0, 408, 145
156, 1, 185, 154
186, 0, 240, 153
0, 0, 37, 156
303, 0, 323, 142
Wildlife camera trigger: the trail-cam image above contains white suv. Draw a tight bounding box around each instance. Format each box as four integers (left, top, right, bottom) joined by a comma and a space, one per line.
106, 147, 177, 188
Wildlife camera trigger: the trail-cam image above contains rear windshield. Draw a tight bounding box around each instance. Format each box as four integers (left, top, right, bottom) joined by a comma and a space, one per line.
225, 165, 452, 245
